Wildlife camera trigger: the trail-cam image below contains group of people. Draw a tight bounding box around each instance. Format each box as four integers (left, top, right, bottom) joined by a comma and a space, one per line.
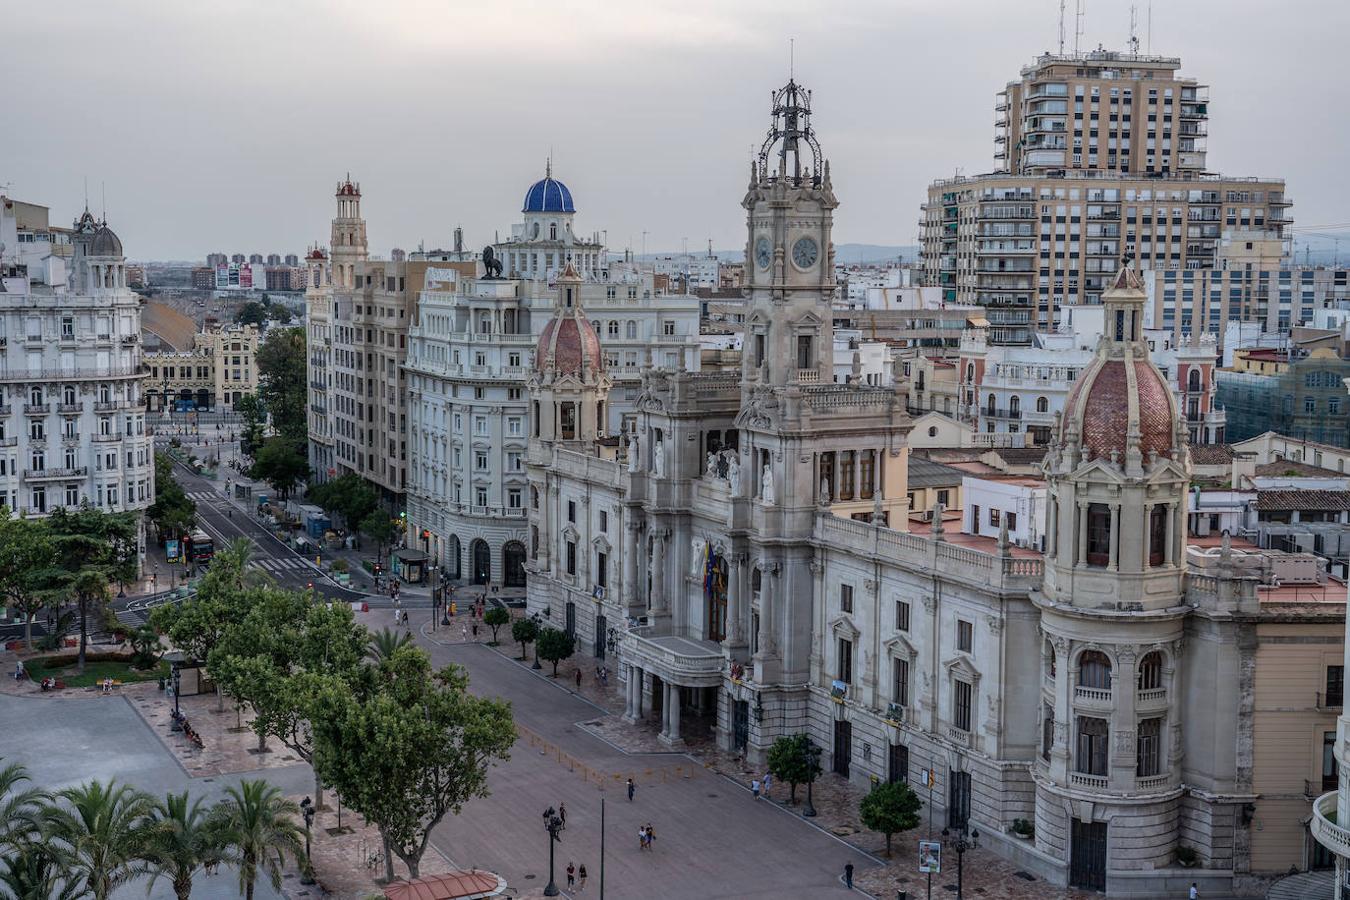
564, 861, 589, 890
637, 823, 657, 851
750, 772, 774, 799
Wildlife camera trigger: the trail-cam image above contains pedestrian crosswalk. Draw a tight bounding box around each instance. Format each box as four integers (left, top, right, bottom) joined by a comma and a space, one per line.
186, 491, 221, 502
249, 557, 315, 574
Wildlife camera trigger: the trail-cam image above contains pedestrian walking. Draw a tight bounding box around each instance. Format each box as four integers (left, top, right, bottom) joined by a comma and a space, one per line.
1189, 884, 1199, 900
578, 864, 587, 891
638, 825, 646, 850
461, 624, 468, 642
566, 862, 575, 889
13, 660, 23, 681
844, 862, 854, 890
575, 669, 582, 690
627, 778, 635, 802
559, 802, 566, 830
472, 623, 479, 639
751, 778, 761, 800
763, 772, 772, 796
646, 823, 655, 850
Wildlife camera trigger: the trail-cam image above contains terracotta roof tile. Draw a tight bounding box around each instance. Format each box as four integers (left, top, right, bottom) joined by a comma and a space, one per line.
1254, 490, 1350, 512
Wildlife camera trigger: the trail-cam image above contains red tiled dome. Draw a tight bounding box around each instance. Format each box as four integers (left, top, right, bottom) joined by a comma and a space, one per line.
1062, 358, 1174, 460
535, 316, 603, 376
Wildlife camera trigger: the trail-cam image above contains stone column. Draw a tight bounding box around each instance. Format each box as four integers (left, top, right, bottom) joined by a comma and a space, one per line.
1050, 636, 1072, 780
1111, 648, 1139, 791
1108, 503, 1120, 571
651, 530, 668, 613
1077, 501, 1088, 566
1048, 497, 1058, 557
623, 666, 636, 720
667, 683, 682, 743
623, 520, 640, 609
1143, 503, 1155, 570
727, 554, 745, 648
660, 682, 672, 738
759, 563, 778, 656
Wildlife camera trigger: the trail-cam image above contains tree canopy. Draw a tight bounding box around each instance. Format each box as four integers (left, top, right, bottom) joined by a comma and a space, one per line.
311, 646, 514, 880
535, 627, 575, 677
255, 328, 307, 446
0, 515, 58, 650
146, 453, 196, 542
250, 438, 309, 500
307, 474, 377, 532
766, 734, 822, 804
38, 508, 140, 672
859, 780, 922, 857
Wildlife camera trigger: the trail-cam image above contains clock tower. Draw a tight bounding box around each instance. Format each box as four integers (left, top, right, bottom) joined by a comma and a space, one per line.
741, 79, 838, 390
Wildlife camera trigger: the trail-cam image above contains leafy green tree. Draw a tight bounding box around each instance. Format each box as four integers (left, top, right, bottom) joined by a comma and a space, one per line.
511, 616, 539, 660
150, 538, 257, 711
859, 780, 922, 857
368, 628, 413, 663
358, 510, 397, 561
234, 301, 268, 328
0, 516, 57, 651
0, 841, 80, 900
47, 780, 153, 900
234, 395, 267, 459
146, 454, 196, 543
767, 734, 822, 805
141, 791, 225, 900
307, 473, 377, 534
535, 627, 575, 678
255, 328, 307, 446
250, 438, 309, 501
312, 646, 514, 880
483, 607, 510, 645
38, 509, 138, 674
0, 761, 47, 851
129, 625, 161, 670
211, 779, 304, 900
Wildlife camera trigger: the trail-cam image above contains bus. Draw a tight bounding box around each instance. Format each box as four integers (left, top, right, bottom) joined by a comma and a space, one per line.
184, 529, 215, 564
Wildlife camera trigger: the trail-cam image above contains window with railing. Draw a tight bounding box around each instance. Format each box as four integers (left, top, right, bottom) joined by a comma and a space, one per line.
1076, 717, 1109, 776
953, 679, 972, 731
893, 658, 909, 707
1138, 652, 1163, 691
1137, 717, 1162, 777
1327, 666, 1344, 707
1079, 651, 1112, 690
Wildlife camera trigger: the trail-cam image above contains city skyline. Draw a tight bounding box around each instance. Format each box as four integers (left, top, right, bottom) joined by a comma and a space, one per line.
8, 0, 1344, 260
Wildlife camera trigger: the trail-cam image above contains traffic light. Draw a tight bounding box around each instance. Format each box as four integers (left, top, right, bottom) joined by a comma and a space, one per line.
421, 529, 430, 540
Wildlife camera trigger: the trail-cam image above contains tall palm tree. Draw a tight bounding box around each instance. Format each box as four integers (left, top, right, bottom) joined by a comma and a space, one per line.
141, 791, 223, 900
367, 627, 413, 663
212, 780, 304, 900
0, 839, 80, 900
47, 780, 152, 900
0, 762, 45, 852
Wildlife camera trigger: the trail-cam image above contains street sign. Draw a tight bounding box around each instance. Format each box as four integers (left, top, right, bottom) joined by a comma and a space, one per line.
918, 840, 941, 873
166, 539, 180, 562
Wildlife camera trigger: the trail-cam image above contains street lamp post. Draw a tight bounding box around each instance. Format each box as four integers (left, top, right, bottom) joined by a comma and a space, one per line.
802, 737, 821, 818
941, 824, 979, 900
169, 663, 182, 730
299, 797, 316, 885
532, 613, 543, 670
542, 806, 563, 897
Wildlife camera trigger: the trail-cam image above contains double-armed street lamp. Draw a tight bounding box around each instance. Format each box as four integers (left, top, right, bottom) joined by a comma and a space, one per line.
941, 823, 979, 900
542, 805, 564, 896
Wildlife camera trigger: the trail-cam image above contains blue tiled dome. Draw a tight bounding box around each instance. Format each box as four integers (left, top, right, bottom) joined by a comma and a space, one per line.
522, 176, 575, 214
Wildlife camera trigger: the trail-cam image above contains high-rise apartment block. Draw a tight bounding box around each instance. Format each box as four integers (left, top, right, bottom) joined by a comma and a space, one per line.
922, 49, 1292, 344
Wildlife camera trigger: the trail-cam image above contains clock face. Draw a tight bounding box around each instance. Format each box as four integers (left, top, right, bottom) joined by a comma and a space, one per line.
754, 237, 772, 270
792, 237, 819, 269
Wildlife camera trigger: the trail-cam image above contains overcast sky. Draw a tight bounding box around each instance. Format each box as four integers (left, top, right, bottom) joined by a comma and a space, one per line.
7, 0, 1346, 261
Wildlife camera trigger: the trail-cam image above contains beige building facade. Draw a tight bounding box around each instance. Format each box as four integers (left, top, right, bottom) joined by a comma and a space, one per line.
143, 322, 259, 411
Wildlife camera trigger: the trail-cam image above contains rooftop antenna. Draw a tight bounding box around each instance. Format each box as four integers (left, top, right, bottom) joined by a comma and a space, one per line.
1074, 0, 1084, 56
1058, 0, 1066, 54
1147, 1, 1153, 53
1128, 4, 1140, 54
789, 37, 794, 80
101, 181, 106, 224
83, 176, 89, 212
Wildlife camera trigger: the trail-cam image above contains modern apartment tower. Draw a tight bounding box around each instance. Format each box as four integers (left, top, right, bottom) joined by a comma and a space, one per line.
921, 48, 1292, 344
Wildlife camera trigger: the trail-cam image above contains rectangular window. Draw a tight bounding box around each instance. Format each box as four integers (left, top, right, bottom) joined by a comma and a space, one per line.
1136, 717, 1162, 777
596, 551, 608, 587
1042, 704, 1054, 760
840, 584, 853, 613
1076, 717, 1109, 776
892, 658, 909, 706
567, 500, 576, 523
507, 488, 521, 509
896, 600, 911, 632
599, 510, 609, 533
837, 637, 853, 685
1329, 666, 1345, 707
957, 619, 974, 653
566, 540, 576, 576
953, 679, 972, 731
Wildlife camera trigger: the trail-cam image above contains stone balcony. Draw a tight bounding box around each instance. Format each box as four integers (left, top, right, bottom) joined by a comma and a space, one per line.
1312, 791, 1350, 860
621, 626, 725, 688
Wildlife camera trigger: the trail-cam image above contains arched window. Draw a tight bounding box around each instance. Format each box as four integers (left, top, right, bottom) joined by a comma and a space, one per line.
1009, 396, 1020, 416
29, 387, 42, 406
550, 223, 557, 240
1188, 369, 1201, 392
1138, 651, 1163, 691
986, 394, 997, 415
608, 320, 619, 337
503, 541, 526, 588
1078, 650, 1112, 689
966, 363, 975, 383
1036, 396, 1049, 413
62, 386, 75, 406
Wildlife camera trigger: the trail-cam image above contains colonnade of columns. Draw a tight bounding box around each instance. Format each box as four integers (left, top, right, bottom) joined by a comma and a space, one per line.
622, 664, 683, 744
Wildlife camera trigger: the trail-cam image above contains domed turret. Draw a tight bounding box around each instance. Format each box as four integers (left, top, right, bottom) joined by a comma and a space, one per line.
534, 264, 602, 376
90, 224, 123, 258
522, 170, 575, 214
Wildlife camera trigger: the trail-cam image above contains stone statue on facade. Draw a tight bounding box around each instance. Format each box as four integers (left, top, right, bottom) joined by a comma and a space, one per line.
707, 452, 718, 477
482, 245, 503, 278
691, 539, 704, 575
653, 440, 665, 478
627, 435, 639, 473
761, 465, 775, 505
727, 455, 741, 494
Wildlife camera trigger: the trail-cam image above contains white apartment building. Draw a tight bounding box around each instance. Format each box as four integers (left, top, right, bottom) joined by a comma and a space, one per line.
304, 248, 335, 481
0, 197, 153, 561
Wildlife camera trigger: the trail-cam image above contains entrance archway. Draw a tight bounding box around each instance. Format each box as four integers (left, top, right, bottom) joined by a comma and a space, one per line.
470, 539, 490, 585
448, 535, 462, 581
503, 541, 526, 588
